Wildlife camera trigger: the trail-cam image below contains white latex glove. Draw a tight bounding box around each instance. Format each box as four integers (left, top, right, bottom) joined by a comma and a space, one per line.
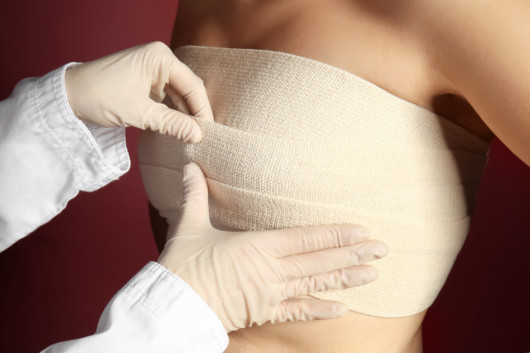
158, 163, 388, 332
65, 41, 212, 143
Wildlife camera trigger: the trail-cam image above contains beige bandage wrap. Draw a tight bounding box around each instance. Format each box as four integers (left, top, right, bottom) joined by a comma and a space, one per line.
138, 46, 489, 317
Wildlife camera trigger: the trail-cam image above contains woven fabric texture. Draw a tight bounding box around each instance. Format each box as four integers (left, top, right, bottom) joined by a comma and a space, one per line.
138, 46, 489, 317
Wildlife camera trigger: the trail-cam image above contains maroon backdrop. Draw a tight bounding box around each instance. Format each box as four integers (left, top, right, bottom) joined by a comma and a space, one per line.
0, 1, 528, 352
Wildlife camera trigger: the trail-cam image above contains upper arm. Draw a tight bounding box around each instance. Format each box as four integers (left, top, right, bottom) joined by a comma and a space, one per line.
421, 0, 530, 165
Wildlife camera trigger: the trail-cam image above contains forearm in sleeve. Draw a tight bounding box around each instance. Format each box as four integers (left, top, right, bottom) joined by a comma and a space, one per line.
0, 63, 130, 251
41, 262, 228, 353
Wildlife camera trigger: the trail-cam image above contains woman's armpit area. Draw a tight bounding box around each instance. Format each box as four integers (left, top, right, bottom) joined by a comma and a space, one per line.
226, 310, 426, 353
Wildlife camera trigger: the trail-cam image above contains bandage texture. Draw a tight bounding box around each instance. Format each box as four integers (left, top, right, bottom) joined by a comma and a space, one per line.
138, 46, 489, 317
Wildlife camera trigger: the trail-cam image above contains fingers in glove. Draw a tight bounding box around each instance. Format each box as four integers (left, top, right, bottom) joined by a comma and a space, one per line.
258, 223, 371, 257
168, 61, 214, 121
278, 240, 387, 280
272, 299, 348, 324
144, 101, 202, 142
282, 265, 378, 298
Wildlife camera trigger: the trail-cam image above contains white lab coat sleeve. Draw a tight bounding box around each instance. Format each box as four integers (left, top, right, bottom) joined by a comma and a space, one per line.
0, 66, 229, 352
0, 63, 130, 252
41, 262, 229, 353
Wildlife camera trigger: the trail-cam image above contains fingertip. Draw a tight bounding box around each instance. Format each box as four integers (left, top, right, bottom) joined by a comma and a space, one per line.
373, 241, 388, 258
183, 127, 202, 143
174, 118, 202, 143
366, 266, 379, 282
304, 300, 348, 320
183, 162, 201, 177
332, 303, 348, 317
350, 265, 378, 283
193, 109, 214, 123
181, 162, 208, 201
182, 163, 192, 182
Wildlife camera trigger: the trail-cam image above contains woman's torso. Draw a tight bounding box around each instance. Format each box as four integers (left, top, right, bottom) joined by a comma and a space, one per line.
169, 1, 492, 352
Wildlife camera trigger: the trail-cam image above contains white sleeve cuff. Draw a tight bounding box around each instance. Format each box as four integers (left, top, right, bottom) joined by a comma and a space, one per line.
35, 63, 130, 192
96, 262, 229, 352
0, 63, 131, 251
41, 262, 228, 353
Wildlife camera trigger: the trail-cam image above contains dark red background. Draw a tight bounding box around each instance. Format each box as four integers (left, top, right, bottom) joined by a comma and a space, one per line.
0, 1, 528, 352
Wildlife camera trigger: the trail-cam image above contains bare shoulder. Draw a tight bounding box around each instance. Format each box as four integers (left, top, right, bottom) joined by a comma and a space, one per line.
415, 0, 530, 164
416, 0, 529, 78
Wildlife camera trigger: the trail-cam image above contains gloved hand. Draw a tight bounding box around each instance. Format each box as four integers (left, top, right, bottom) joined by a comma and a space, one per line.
158, 163, 388, 332
65, 41, 212, 143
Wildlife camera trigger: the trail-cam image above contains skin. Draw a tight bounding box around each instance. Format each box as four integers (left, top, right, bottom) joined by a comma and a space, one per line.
151, 0, 530, 351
